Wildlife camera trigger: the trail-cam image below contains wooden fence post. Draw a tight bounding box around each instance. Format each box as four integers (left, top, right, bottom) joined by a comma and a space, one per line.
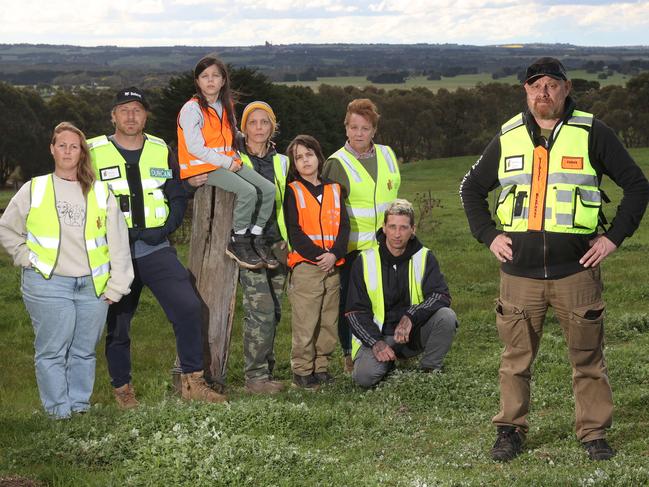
185, 185, 239, 391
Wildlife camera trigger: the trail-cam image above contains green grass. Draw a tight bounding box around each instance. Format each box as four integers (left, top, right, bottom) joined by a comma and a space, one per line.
1, 150, 649, 485
275, 71, 633, 92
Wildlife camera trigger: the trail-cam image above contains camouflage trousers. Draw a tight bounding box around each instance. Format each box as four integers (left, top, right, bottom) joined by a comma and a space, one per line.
239, 262, 287, 382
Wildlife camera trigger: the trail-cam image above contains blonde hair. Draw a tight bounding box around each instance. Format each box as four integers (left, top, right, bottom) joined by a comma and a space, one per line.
51, 122, 95, 196
344, 98, 380, 129
384, 199, 415, 226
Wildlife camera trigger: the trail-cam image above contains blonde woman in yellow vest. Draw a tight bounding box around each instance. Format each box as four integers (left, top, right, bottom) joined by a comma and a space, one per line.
236, 101, 290, 395
322, 98, 401, 371
0, 122, 133, 419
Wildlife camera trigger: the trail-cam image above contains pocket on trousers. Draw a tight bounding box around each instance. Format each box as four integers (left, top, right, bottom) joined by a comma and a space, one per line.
495, 298, 531, 350
568, 302, 605, 351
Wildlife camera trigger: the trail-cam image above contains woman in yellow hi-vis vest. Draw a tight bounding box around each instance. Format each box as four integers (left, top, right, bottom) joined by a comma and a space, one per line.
322, 99, 401, 371
0, 122, 133, 419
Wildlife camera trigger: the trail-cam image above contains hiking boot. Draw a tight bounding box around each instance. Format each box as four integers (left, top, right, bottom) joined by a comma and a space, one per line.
226, 233, 263, 269
113, 383, 139, 410
244, 378, 285, 394
180, 371, 227, 403
313, 372, 335, 385
491, 426, 525, 462
292, 373, 320, 390
582, 438, 616, 460
344, 355, 354, 374
252, 235, 279, 269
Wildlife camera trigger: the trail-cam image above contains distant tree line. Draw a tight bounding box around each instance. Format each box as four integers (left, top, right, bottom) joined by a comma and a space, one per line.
2, 69, 649, 186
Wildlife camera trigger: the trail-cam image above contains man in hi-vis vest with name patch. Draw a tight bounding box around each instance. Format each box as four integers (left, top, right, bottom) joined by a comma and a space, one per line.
460, 58, 649, 462
88, 87, 226, 408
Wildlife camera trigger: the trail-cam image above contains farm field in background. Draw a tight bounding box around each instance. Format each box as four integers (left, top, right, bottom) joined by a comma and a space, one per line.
275, 70, 632, 92
0, 150, 648, 485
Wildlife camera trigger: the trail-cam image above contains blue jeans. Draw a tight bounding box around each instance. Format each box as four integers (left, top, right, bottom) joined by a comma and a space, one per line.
21, 268, 108, 419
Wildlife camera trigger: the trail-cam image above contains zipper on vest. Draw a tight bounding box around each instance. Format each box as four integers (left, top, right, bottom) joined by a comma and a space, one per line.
318, 193, 326, 251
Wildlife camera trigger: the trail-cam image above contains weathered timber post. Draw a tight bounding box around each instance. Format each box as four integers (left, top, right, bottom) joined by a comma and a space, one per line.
186, 185, 239, 390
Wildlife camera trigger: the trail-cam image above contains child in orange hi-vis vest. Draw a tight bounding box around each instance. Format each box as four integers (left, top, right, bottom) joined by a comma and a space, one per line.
284, 135, 350, 390
177, 55, 277, 270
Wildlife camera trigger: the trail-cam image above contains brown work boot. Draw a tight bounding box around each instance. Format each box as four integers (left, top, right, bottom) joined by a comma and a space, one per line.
244, 378, 285, 394
113, 383, 139, 410
181, 370, 227, 403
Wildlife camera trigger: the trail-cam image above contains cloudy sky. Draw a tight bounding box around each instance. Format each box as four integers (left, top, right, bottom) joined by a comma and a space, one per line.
1, 0, 648, 47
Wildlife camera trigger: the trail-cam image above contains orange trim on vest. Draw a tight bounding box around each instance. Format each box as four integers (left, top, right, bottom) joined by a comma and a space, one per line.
177, 97, 237, 179
528, 146, 549, 231
287, 181, 345, 269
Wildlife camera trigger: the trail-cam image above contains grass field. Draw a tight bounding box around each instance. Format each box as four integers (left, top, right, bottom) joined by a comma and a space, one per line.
1, 150, 648, 486
275, 70, 632, 92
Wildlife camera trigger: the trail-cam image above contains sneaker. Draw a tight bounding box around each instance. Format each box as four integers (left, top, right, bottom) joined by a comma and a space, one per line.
181, 370, 227, 403
244, 379, 285, 394
491, 426, 525, 462
313, 372, 335, 385
344, 355, 354, 374
113, 383, 139, 410
226, 233, 264, 269
292, 373, 320, 390
252, 235, 279, 269
582, 438, 615, 460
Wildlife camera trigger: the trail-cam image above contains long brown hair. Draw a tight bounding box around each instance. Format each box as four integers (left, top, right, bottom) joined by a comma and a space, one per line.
193, 55, 238, 146
51, 122, 95, 196
286, 134, 325, 180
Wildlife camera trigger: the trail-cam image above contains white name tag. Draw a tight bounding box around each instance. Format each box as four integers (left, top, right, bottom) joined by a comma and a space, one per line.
100, 166, 121, 180
505, 156, 524, 172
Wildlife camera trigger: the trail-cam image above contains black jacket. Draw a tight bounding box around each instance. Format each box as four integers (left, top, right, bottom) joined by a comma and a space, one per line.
460, 97, 649, 279
345, 231, 451, 348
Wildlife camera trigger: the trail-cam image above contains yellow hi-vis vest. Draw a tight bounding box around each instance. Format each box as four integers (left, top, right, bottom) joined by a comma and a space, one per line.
495, 110, 601, 234
350, 246, 429, 360
330, 144, 400, 252
88, 134, 171, 229
25, 174, 111, 297
240, 152, 289, 242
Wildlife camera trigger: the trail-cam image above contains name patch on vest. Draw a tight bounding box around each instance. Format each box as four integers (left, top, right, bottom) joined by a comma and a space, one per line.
99, 166, 121, 181
504, 155, 524, 172
561, 156, 583, 170
150, 168, 173, 179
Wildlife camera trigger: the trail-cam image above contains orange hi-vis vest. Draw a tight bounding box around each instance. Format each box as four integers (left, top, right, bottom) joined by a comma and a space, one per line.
287, 180, 346, 269
177, 97, 237, 179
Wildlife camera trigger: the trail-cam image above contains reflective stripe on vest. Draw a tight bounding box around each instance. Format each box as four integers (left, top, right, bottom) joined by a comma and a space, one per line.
177, 98, 237, 179
241, 152, 290, 242
25, 175, 111, 296
495, 110, 600, 234
88, 134, 170, 229
331, 144, 400, 252
286, 181, 345, 268
351, 246, 428, 359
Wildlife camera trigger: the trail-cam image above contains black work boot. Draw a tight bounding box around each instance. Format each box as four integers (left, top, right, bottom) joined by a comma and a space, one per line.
491, 426, 525, 462
291, 373, 320, 390
582, 438, 615, 460
226, 232, 263, 269
252, 235, 279, 269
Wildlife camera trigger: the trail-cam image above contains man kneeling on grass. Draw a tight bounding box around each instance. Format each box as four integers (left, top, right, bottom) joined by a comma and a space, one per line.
345, 199, 457, 387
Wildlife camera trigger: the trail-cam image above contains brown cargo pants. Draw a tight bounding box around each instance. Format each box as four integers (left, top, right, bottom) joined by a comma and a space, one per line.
288, 263, 340, 376
493, 268, 612, 442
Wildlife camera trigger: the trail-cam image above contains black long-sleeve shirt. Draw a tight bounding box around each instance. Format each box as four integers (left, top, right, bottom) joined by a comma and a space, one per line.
284, 175, 350, 262
460, 97, 649, 279
110, 136, 187, 249
345, 231, 451, 348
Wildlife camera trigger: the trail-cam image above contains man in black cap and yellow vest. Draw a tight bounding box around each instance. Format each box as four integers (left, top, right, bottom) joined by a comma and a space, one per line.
88, 87, 226, 408
461, 58, 648, 462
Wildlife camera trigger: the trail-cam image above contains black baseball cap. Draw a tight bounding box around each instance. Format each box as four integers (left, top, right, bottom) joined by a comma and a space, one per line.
524, 57, 568, 84
113, 86, 149, 110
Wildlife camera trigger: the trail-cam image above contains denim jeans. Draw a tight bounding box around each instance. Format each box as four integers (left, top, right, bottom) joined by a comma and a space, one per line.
21, 268, 108, 419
